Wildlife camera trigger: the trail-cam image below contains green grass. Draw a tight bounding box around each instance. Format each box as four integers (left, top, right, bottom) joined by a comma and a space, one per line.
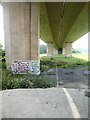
40, 53, 88, 63
40, 54, 47, 57
40, 54, 88, 71
72, 53, 88, 61
54, 54, 87, 63
40, 53, 88, 61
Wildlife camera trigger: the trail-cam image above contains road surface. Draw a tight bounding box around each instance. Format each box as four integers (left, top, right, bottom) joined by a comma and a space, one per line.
0, 88, 89, 119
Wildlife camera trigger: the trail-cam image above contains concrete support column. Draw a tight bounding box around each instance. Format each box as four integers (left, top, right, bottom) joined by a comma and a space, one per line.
64, 43, 72, 57
47, 43, 57, 57
31, 3, 40, 61
63, 43, 66, 55
53, 48, 58, 55
3, 3, 40, 67
62, 47, 65, 55
47, 43, 53, 57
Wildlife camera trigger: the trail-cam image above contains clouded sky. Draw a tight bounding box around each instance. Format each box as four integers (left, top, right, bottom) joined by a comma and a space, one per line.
72, 33, 88, 49
0, 5, 4, 48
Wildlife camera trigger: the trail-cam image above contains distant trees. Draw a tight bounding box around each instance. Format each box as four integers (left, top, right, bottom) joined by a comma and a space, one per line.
40, 45, 47, 54
0, 44, 3, 50
0, 44, 5, 58
40, 46, 81, 54
72, 48, 80, 53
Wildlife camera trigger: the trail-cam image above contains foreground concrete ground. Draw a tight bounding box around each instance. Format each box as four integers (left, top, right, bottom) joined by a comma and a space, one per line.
0, 93, 2, 120
0, 88, 89, 118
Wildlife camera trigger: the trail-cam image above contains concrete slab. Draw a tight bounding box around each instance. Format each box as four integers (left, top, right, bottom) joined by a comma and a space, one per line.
0, 88, 89, 118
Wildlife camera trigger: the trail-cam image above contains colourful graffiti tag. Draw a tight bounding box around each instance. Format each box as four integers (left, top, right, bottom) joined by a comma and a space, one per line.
28, 61, 40, 75
11, 61, 40, 75
11, 62, 30, 74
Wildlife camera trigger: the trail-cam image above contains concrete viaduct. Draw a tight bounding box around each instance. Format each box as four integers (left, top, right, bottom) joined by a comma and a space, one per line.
1, 2, 88, 67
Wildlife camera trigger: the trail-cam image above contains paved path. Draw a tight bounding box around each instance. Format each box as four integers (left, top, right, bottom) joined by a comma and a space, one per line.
0, 88, 89, 119
0, 93, 2, 120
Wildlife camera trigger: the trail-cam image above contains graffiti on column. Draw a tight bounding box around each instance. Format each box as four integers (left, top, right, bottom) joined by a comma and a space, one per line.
11, 61, 40, 75
11, 62, 30, 74
28, 61, 40, 75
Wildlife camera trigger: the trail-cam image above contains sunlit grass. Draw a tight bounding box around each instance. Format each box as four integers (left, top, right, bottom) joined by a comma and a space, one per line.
40, 54, 47, 57
40, 53, 88, 61
54, 54, 87, 63
72, 53, 88, 61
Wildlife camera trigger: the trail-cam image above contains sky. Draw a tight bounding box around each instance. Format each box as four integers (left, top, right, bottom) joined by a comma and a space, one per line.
0, 5, 88, 50
72, 33, 88, 49
0, 5, 4, 48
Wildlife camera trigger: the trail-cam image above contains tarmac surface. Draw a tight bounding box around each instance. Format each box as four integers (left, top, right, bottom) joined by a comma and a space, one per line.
46, 67, 88, 89
0, 88, 89, 118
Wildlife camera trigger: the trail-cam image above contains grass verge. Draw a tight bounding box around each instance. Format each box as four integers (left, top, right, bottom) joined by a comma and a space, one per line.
40, 54, 88, 72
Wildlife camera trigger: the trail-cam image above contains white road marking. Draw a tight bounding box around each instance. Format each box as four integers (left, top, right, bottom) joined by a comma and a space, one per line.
56, 63, 59, 87
63, 88, 81, 118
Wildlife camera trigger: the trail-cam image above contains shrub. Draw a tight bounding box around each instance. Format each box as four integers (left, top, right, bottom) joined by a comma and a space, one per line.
40, 57, 56, 72
2, 61, 6, 69
40, 65, 49, 72
40, 55, 88, 70
2, 57, 6, 62
1, 69, 56, 90
32, 76, 56, 88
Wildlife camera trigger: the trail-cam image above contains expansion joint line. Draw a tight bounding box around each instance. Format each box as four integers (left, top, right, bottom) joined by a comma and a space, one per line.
56, 0, 66, 88
56, 61, 59, 87
58, 0, 66, 46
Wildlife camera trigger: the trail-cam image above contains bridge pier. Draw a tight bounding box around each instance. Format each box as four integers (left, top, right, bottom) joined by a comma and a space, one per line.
47, 43, 57, 57
3, 3, 40, 68
63, 43, 72, 57
58, 48, 62, 54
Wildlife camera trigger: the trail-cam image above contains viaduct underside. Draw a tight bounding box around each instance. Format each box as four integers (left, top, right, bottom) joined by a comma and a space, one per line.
2, 2, 88, 67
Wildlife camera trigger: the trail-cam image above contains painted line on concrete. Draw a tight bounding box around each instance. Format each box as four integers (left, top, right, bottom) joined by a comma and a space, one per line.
63, 88, 81, 118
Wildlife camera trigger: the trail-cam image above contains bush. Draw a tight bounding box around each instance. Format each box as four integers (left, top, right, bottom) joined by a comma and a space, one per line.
40, 55, 88, 70
40, 57, 56, 72
2, 57, 6, 62
1, 69, 56, 90
32, 76, 56, 88
2, 61, 6, 69
0, 57, 6, 69
40, 65, 49, 72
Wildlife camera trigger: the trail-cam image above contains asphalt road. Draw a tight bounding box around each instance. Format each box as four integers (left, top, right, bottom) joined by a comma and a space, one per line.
0, 88, 89, 118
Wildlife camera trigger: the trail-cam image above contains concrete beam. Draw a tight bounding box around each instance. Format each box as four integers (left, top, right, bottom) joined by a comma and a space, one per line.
31, 3, 40, 61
